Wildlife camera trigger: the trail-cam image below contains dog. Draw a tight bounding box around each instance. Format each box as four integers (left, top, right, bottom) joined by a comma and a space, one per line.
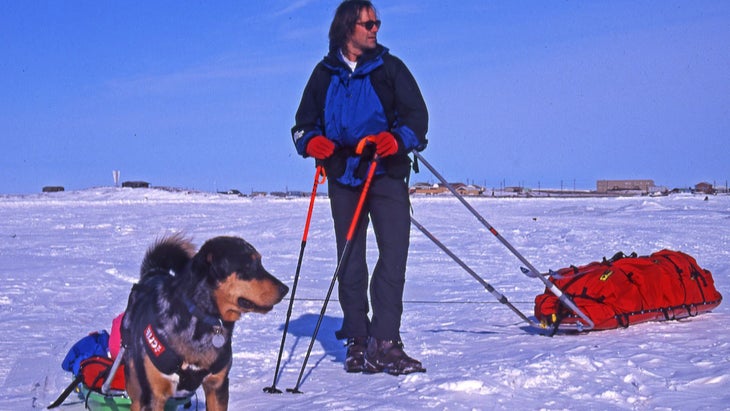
120, 234, 289, 411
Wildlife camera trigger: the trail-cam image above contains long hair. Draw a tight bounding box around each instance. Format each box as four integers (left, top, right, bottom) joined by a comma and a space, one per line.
328, 0, 377, 53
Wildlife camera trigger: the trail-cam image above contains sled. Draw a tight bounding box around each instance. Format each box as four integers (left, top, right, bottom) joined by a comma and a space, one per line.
534, 250, 723, 332
78, 383, 191, 411
50, 323, 194, 410
410, 153, 722, 335
50, 346, 194, 411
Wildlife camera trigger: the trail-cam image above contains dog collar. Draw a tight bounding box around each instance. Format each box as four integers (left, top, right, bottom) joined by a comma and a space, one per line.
181, 295, 221, 327
181, 295, 226, 348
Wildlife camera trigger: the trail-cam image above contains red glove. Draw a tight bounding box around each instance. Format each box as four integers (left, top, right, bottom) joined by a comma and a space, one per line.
306, 136, 335, 160
372, 131, 398, 157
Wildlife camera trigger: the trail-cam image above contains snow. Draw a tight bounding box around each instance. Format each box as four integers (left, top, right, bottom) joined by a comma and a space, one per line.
1, 188, 729, 410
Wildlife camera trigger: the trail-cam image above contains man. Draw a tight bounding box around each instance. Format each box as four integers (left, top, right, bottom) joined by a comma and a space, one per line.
291, 0, 428, 375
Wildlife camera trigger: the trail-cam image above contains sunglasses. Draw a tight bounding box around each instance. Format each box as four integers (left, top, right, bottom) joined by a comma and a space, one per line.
356, 20, 381, 31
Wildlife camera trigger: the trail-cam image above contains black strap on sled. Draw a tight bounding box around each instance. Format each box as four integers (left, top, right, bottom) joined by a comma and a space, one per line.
84, 364, 113, 410
615, 314, 630, 328
46, 374, 83, 409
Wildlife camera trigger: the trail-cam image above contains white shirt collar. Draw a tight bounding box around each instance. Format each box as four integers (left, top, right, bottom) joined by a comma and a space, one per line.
339, 49, 357, 71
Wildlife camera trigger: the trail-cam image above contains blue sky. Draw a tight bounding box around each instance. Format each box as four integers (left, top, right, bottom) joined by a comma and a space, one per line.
2, 1, 728, 194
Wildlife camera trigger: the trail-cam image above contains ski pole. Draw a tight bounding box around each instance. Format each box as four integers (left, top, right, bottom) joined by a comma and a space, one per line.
410, 216, 540, 328
412, 151, 595, 331
287, 156, 379, 394
263, 165, 326, 394
101, 346, 125, 394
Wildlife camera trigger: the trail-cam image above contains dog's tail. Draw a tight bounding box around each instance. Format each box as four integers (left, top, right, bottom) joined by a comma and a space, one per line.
140, 233, 196, 279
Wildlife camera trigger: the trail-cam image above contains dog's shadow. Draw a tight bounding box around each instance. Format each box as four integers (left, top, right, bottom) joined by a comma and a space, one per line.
278, 313, 344, 384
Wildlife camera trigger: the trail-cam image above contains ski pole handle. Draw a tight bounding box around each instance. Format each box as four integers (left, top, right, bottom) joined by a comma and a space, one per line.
302, 165, 326, 242
346, 156, 378, 241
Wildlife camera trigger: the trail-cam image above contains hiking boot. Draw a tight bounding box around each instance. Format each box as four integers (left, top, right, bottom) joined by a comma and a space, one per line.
363, 338, 426, 375
344, 337, 368, 373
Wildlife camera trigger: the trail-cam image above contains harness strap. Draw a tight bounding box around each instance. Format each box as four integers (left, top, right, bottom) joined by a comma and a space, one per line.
142, 323, 183, 375
208, 344, 232, 375
127, 273, 230, 378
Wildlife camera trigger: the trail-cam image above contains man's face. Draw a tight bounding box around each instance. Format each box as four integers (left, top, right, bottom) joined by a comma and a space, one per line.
346, 7, 379, 57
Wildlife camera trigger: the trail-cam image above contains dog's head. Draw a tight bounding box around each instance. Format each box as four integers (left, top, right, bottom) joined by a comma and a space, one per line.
191, 236, 289, 322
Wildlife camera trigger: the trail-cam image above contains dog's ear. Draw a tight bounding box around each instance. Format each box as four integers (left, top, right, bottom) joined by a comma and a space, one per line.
192, 237, 242, 283
192, 236, 268, 285
192, 248, 220, 284
191, 250, 206, 273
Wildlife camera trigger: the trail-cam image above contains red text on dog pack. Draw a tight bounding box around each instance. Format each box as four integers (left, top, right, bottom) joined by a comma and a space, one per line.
144, 324, 166, 357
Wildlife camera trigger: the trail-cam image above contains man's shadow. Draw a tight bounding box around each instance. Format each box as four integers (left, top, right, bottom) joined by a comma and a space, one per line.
276, 313, 344, 386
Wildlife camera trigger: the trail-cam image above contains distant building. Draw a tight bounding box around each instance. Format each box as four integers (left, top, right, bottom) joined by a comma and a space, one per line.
409, 182, 484, 196
218, 189, 245, 197
596, 180, 654, 193
695, 182, 715, 194
454, 183, 485, 196
42, 186, 64, 193
121, 181, 150, 188
409, 182, 446, 195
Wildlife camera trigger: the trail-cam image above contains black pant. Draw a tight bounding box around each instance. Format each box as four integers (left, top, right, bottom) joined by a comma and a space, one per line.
329, 175, 411, 342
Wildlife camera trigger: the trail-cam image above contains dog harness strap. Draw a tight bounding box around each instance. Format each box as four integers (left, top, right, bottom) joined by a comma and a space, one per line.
142, 319, 229, 376
208, 343, 232, 375
141, 322, 183, 375
139, 297, 228, 376
136, 302, 184, 375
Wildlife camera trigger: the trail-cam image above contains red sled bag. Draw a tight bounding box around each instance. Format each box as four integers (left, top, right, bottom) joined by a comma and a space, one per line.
534, 250, 722, 331
79, 356, 126, 392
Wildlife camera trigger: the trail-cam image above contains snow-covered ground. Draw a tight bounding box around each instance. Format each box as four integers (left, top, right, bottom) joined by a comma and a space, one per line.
1, 188, 728, 410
